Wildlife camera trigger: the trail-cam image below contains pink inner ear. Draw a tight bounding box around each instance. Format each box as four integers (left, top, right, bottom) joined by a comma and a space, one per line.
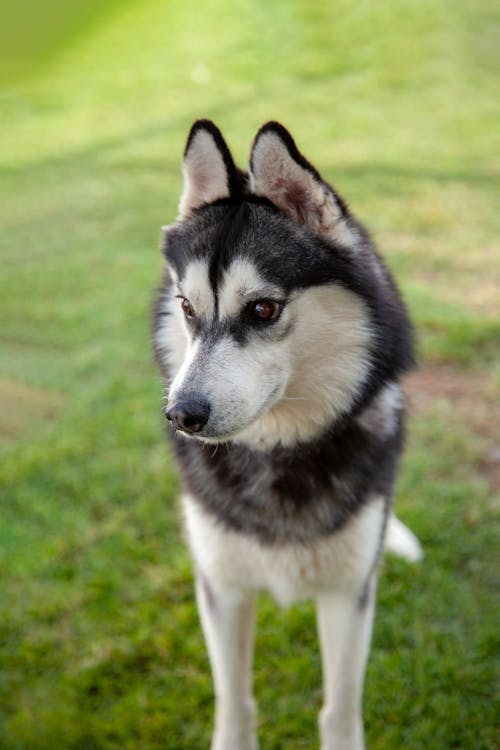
250, 134, 349, 240
249, 131, 328, 225
262, 173, 315, 225
283, 181, 310, 223
191, 172, 210, 194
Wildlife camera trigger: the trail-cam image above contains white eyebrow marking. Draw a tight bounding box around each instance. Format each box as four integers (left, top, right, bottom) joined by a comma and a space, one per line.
218, 257, 284, 318
181, 259, 215, 318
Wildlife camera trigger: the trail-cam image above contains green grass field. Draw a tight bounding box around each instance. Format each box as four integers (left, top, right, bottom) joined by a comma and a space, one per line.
1, 1, 499, 747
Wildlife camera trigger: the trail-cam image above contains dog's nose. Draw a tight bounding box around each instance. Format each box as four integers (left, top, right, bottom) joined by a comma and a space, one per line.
166, 398, 210, 434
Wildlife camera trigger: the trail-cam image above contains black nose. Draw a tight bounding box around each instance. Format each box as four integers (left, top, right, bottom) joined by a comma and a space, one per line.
166, 397, 210, 434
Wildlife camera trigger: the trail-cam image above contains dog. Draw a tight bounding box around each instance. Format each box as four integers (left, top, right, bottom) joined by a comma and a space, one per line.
152, 120, 422, 750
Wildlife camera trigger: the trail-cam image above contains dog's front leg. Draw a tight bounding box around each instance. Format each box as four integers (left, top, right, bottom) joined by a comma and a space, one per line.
316, 579, 377, 750
196, 575, 259, 750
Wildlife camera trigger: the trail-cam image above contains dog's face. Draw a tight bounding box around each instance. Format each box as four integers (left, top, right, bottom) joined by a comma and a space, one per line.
154, 121, 377, 447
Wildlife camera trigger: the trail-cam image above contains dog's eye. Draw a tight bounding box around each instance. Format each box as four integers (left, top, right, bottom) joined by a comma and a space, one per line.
250, 300, 283, 323
181, 298, 195, 319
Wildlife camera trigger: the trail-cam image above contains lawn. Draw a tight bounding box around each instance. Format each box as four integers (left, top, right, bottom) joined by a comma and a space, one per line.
0, 0, 498, 748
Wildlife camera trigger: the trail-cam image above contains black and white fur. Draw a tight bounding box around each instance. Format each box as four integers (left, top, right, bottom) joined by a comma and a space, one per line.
153, 120, 422, 750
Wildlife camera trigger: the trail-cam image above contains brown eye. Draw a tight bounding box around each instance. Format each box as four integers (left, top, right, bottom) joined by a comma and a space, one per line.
181, 298, 195, 319
250, 300, 283, 322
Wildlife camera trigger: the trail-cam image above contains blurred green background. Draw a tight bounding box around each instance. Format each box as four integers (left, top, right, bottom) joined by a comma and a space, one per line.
0, 1, 498, 748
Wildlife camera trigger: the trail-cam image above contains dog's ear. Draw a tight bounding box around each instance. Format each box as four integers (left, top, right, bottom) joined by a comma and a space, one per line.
249, 122, 351, 242
178, 120, 238, 218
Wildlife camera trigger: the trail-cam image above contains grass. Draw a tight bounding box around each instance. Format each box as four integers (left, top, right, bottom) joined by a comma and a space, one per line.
0, 0, 499, 747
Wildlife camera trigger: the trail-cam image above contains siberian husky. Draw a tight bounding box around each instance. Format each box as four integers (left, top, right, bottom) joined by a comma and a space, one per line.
152, 120, 422, 750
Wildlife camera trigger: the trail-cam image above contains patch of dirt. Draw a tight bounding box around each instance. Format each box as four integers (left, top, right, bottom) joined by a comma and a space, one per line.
404, 365, 500, 490
0, 378, 66, 441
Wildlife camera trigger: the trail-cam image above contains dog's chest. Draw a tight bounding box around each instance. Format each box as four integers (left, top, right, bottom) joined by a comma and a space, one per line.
183, 494, 385, 606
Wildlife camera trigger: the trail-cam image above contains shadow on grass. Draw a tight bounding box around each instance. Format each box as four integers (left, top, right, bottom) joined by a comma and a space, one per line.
2, 111, 498, 190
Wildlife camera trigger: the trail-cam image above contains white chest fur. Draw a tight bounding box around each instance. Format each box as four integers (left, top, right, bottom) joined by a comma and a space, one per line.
183, 495, 385, 607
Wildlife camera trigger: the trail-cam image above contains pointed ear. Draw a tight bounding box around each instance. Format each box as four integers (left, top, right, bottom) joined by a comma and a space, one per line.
249, 122, 351, 241
178, 120, 238, 218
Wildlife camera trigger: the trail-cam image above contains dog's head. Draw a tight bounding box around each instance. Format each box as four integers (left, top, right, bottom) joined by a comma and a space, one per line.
153, 120, 412, 448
